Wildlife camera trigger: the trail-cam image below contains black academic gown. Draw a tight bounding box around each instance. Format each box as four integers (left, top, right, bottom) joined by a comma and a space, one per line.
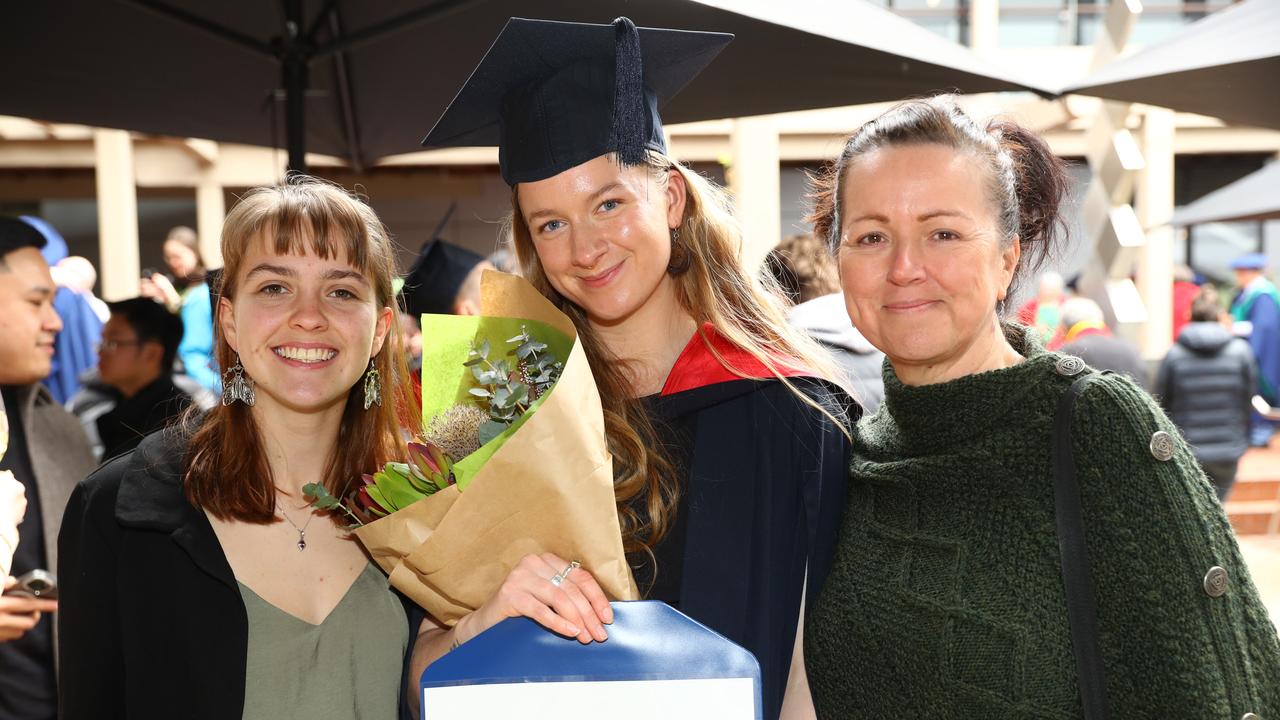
639, 374, 854, 720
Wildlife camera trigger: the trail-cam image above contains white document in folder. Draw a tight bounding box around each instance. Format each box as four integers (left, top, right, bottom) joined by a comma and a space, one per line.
423, 677, 756, 719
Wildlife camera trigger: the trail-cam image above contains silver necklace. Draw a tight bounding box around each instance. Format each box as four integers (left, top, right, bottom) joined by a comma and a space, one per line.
276, 501, 316, 551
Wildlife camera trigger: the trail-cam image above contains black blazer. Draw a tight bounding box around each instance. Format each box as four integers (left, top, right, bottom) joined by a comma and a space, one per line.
57, 428, 415, 719
58, 429, 249, 719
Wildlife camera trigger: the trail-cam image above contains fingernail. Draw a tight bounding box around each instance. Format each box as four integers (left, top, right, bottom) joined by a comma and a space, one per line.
567, 625, 580, 636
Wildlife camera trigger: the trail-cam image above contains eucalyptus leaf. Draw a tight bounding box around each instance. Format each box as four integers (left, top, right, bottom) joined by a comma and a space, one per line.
469, 387, 492, 398
510, 385, 529, 405
478, 419, 508, 446
479, 339, 491, 358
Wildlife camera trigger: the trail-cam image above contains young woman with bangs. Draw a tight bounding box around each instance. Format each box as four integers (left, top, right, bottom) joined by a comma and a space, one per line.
409, 17, 856, 720
58, 178, 417, 720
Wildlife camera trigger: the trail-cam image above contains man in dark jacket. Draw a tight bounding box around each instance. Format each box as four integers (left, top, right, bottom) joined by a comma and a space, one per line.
1155, 288, 1257, 499
95, 298, 192, 461
0, 217, 96, 720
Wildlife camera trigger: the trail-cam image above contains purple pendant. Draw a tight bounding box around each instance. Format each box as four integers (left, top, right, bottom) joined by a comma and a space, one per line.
297, 535, 307, 551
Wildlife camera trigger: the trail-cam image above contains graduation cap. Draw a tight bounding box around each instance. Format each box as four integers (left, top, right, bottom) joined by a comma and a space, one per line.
422, 17, 733, 185
399, 239, 485, 315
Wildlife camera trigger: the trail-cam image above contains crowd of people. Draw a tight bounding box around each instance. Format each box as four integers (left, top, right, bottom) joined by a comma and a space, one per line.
994, 259, 1278, 502
0, 14, 1278, 720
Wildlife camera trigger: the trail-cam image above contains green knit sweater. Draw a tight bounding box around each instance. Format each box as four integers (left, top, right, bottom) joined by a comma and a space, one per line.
805, 327, 1280, 719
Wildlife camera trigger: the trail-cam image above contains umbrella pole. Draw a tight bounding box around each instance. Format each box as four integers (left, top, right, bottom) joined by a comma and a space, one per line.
284, 56, 308, 175
284, 0, 307, 175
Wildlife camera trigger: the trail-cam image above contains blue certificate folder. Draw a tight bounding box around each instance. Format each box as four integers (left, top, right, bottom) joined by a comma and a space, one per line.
420, 600, 762, 719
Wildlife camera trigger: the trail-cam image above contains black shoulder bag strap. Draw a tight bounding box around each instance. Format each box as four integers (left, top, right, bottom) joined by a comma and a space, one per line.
1052, 372, 1111, 720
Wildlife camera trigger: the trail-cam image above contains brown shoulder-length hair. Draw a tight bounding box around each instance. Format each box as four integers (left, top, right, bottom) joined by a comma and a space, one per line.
184, 177, 413, 522
509, 152, 848, 568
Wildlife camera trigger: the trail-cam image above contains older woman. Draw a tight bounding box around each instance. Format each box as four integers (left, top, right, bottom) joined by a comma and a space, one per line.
803, 98, 1280, 718
58, 179, 414, 719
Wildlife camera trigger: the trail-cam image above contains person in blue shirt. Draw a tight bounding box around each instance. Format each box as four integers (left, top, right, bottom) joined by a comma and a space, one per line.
1229, 252, 1280, 447
140, 226, 219, 393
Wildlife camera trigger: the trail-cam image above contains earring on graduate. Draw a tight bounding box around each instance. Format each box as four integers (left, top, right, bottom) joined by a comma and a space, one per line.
667, 225, 691, 275
222, 357, 256, 407
363, 359, 383, 410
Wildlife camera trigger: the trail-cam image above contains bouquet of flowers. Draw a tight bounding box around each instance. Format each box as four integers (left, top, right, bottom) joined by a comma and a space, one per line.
313, 272, 637, 625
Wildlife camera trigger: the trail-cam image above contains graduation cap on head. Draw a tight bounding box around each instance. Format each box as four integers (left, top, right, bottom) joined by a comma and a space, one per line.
398, 204, 486, 315
422, 17, 733, 186
399, 239, 485, 316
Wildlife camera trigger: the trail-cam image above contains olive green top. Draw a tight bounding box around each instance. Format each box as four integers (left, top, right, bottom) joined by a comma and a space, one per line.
238, 562, 408, 720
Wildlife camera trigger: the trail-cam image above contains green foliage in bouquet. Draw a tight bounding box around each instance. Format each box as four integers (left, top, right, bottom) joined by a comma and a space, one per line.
420, 314, 572, 491
305, 441, 455, 527
463, 325, 564, 445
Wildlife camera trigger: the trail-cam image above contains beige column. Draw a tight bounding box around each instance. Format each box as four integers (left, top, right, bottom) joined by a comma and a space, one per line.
1075, 0, 1146, 340
196, 177, 225, 269
93, 129, 140, 301
1135, 107, 1176, 359
728, 116, 781, 273
968, 0, 1000, 52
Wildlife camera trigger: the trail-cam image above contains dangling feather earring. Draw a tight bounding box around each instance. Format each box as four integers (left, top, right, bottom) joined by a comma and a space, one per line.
363, 360, 383, 410
221, 357, 256, 406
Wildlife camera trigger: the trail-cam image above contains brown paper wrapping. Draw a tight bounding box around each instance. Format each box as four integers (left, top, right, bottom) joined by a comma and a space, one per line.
354, 271, 638, 625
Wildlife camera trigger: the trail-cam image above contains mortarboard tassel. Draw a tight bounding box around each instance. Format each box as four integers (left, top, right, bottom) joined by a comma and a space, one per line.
610, 17, 649, 169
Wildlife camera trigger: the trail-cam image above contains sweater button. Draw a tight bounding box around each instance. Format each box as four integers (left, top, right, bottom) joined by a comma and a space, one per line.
1203, 566, 1229, 597
1055, 356, 1085, 376
1149, 431, 1177, 461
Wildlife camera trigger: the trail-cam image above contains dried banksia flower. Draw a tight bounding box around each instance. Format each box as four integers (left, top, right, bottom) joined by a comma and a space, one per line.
424, 405, 487, 460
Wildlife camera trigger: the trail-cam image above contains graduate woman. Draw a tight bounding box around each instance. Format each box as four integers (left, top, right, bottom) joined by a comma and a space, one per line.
407, 18, 855, 719
58, 179, 415, 719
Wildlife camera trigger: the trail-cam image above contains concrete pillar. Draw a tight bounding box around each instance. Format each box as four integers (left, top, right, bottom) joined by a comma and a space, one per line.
1076, 0, 1146, 341
1092, 0, 1143, 70
728, 116, 781, 273
93, 129, 140, 301
968, 0, 1000, 52
1135, 107, 1176, 359
196, 177, 225, 269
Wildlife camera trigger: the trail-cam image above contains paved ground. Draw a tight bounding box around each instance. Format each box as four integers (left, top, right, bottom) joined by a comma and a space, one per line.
1240, 535, 1280, 629
1237, 437, 1280, 629
1239, 435, 1280, 486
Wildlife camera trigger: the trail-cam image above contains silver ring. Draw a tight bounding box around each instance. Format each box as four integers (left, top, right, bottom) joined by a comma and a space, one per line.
550, 560, 580, 588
